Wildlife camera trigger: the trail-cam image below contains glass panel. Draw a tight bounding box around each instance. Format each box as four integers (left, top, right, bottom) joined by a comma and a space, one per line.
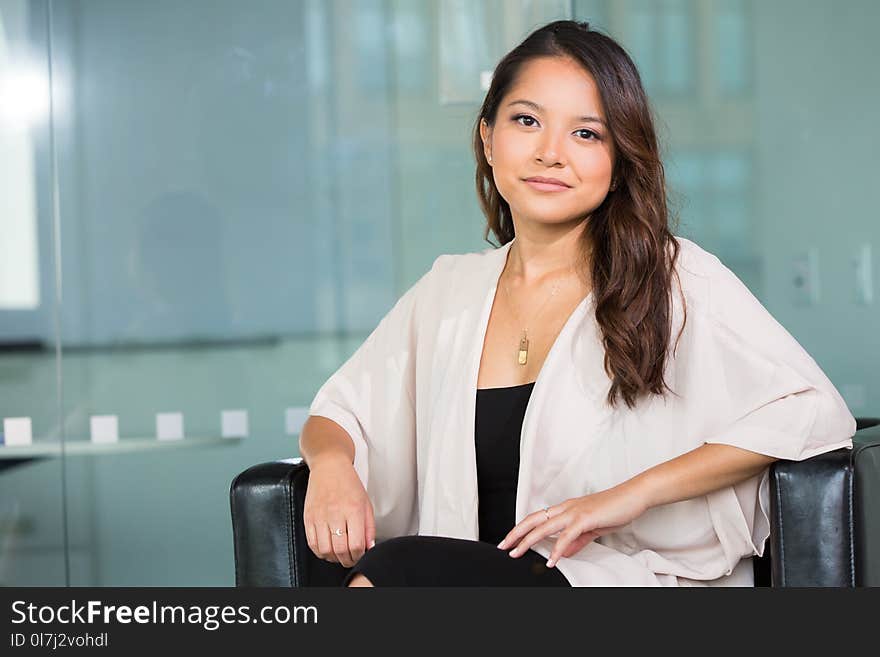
438, 0, 571, 104
0, 0, 67, 586
660, 0, 693, 94
715, 0, 751, 96
627, 1, 657, 91
49, 0, 358, 586
626, 0, 696, 97
573, 0, 609, 30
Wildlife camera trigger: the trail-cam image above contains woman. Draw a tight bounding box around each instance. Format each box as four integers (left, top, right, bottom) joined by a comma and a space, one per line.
299, 20, 856, 587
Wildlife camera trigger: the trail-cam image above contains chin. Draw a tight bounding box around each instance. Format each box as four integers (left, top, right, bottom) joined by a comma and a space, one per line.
514, 198, 575, 214
512, 211, 577, 226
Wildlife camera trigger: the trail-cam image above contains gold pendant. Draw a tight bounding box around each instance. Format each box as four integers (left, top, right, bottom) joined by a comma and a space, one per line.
517, 335, 529, 365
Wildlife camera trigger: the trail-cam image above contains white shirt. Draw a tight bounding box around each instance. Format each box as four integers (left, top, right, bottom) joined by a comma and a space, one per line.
308, 236, 856, 586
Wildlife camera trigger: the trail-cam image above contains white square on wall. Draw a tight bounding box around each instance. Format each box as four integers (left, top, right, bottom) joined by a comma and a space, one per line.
221, 410, 248, 438
90, 415, 119, 443
3, 417, 33, 446
156, 412, 185, 440
285, 407, 309, 436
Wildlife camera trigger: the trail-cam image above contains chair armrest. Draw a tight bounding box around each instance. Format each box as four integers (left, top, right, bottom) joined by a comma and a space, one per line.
768, 422, 880, 586
230, 458, 349, 587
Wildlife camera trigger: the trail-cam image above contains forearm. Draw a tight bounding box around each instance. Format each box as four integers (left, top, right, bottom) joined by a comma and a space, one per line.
622, 443, 778, 510
299, 415, 356, 470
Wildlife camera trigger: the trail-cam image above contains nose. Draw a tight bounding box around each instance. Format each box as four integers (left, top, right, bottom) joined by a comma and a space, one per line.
534, 130, 565, 167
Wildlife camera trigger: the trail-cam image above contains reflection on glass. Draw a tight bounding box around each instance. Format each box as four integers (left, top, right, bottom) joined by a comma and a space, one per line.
626, 0, 696, 96
439, 0, 571, 104
715, 0, 751, 96
0, 1, 43, 311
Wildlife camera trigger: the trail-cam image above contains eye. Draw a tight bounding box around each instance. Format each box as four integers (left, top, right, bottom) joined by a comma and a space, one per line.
513, 114, 538, 127
576, 128, 600, 141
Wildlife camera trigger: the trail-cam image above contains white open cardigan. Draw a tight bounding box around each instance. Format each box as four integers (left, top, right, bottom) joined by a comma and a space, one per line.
308, 236, 856, 586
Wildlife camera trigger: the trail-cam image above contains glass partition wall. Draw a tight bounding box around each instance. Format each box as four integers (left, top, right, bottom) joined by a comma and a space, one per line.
1, 0, 875, 585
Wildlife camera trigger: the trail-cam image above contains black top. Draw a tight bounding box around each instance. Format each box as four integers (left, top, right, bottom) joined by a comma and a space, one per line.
475, 381, 535, 546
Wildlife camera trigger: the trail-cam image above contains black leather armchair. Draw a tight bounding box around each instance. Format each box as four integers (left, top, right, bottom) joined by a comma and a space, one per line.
230, 419, 880, 587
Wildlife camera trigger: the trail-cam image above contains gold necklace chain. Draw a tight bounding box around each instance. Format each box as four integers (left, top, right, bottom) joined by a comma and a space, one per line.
501, 263, 575, 366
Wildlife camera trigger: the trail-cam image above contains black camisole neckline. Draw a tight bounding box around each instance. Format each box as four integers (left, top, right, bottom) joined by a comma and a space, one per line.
474, 381, 535, 545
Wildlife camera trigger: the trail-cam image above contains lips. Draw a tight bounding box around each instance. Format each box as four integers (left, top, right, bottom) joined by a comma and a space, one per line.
523, 177, 571, 192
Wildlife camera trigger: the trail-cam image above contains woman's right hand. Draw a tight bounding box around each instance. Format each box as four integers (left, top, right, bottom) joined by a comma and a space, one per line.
303, 454, 376, 568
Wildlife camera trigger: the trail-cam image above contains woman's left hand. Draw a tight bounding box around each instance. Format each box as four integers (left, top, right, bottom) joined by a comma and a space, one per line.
497, 484, 650, 567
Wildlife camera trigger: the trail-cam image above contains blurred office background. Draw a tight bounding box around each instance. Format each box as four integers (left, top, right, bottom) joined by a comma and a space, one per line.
0, 0, 876, 585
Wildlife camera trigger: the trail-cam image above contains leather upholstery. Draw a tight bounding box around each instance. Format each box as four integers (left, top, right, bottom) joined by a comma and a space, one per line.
230, 421, 880, 587
763, 419, 880, 586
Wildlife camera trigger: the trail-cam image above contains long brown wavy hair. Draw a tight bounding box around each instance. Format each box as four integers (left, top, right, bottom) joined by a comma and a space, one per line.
472, 20, 686, 411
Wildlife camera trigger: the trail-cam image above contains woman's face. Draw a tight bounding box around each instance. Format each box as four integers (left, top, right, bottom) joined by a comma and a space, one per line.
480, 56, 616, 229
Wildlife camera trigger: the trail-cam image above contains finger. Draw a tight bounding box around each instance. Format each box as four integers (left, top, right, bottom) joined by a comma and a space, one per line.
560, 532, 598, 559
316, 523, 336, 562
498, 508, 550, 550
330, 519, 355, 567
346, 512, 366, 562
547, 525, 588, 567
305, 522, 318, 556
364, 500, 376, 551
509, 514, 568, 558
557, 523, 624, 557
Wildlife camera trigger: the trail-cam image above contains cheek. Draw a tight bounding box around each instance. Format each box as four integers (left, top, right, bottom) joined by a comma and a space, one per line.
492, 173, 520, 208
489, 141, 539, 185
575, 150, 614, 182
490, 157, 524, 197
493, 137, 532, 169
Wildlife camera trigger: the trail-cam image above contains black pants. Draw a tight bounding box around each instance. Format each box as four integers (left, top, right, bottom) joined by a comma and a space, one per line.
341, 535, 572, 587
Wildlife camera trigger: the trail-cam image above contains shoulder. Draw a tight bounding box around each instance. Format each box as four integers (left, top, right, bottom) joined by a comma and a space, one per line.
419, 242, 505, 290
402, 243, 503, 321
669, 236, 756, 320
669, 235, 724, 281
428, 243, 503, 274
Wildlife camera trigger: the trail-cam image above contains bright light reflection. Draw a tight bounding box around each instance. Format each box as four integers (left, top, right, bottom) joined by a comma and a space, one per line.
0, 68, 49, 125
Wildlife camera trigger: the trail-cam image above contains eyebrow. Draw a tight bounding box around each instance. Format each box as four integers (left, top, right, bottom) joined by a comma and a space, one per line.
505, 99, 607, 126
